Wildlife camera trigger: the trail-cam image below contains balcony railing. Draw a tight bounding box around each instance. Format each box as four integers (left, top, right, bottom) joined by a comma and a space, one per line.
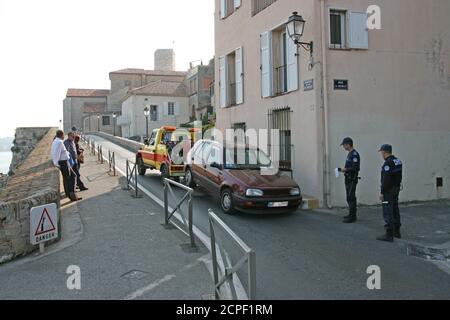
252, 0, 277, 16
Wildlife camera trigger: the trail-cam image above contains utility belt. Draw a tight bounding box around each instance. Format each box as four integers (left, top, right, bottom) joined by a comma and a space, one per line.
345, 173, 361, 184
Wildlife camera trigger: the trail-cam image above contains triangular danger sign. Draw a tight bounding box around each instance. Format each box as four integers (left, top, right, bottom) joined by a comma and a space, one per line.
34, 208, 56, 236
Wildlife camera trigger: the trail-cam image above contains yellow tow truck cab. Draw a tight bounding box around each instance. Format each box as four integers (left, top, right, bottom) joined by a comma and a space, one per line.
136, 126, 198, 181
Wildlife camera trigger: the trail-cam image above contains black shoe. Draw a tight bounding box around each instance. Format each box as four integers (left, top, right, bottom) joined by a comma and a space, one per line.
394, 227, 402, 239
343, 216, 357, 223
79, 187, 89, 191
377, 229, 394, 242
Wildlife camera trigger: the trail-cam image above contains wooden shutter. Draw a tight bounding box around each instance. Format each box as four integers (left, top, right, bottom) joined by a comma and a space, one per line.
348, 11, 369, 49
260, 31, 273, 98
235, 47, 243, 104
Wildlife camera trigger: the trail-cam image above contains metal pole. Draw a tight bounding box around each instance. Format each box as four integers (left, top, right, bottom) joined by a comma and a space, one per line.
164, 179, 169, 225
126, 160, 129, 190
134, 163, 138, 198
146, 115, 149, 139
248, 250, 257, 300
188, 190, 194, 247
209, 217, 219, 299
113, 152, 116, 176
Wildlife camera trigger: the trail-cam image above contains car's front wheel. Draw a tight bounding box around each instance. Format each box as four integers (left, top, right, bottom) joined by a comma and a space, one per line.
160, 164, 169, 183
137, 157, 146, 176
220, 189, 237, 215
184, 167, 196, 188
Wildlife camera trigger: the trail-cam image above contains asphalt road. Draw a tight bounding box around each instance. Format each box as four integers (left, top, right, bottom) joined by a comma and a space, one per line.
86, 135, 450, 299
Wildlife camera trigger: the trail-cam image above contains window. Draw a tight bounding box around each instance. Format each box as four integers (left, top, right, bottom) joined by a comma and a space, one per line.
330, 10, 346, 48
168, 102, 175, 116
261, 26, 298, 98
220, 0, 241, 19
251, 0, 277, 16
150, 105, 158, 121
207, 147, 222, 165
102, 116, 110, 126
329, 9, 368, 49
148, 131, 157, 145
189, 78, 197, 95
219, 47, 243, 108
268, 108, 292, 170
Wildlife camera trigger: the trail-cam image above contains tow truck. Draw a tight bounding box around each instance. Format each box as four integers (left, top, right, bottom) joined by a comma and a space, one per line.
136, 126, 198, 182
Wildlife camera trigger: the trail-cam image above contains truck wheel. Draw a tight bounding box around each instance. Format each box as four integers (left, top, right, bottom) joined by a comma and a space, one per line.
137, 158, 146, 176
184, 167, 196, 188
160, 165, 169, 183
220, 189, 237, 215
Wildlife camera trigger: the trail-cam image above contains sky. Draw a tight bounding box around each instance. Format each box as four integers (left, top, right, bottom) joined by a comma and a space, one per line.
0, 0, 215, 138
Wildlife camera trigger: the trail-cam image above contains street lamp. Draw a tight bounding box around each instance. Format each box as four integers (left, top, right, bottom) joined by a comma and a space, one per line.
143, 106, 150, 140
97, 114, 101, 132
286, 12, 314, 66
113, 112, 117, 136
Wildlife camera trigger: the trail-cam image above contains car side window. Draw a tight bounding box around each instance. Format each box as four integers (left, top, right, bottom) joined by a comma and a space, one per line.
148, 132, 157, 146
207, 147, 222, 165
200, 143, 212, 163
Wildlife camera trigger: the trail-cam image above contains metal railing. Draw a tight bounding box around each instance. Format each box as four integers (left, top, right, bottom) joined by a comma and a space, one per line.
108, 150, 116, 176
208, 209, 256, 300
163, 178, 195, 248
97, 145, 103, 164
124, 159, 141, 198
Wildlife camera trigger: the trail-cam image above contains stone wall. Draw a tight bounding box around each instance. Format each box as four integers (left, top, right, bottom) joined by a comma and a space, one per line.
9, 127, 52, 175
86, 131, 144, 154
0, 127, 60, 264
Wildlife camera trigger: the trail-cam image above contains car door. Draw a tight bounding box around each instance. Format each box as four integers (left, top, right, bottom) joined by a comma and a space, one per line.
142, 130, 158, 167
191, 141, 211, 188
204, 146, 224, 194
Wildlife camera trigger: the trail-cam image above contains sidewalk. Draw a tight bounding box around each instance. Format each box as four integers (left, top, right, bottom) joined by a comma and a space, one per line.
316, 200, 450, 262
0, 147, 213, 300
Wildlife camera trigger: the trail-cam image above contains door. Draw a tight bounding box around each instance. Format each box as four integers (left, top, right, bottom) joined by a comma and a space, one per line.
191, 141, 211, 188
204, 146, 224, 194
142, 130, 158, 168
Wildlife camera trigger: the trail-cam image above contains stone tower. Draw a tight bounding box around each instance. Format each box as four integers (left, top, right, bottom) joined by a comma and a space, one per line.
154, 49, 176, 71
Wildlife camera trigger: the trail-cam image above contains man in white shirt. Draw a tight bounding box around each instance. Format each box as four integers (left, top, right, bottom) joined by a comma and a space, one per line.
51, 130, 79, 202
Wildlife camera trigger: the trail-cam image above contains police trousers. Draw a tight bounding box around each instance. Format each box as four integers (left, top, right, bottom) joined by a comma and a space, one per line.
382, 187, 401, 230
345, 179, 358, 217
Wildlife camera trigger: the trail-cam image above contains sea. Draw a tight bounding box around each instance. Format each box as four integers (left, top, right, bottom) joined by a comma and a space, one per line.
0, 151, 12, 174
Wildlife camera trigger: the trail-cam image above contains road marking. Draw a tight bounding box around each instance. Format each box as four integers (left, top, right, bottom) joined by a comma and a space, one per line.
123, 274, 176, 300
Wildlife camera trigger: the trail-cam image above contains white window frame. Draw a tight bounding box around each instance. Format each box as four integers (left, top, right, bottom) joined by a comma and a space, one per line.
328, 8, 347, 49
167, 102, 175, 116
219, 47, 244, 108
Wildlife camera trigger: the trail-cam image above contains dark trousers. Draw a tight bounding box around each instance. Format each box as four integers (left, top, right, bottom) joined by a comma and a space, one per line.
72, 163, 85, 189
383, 187, 401, 230
345, 179, 358, 217
59, 160, 75, 197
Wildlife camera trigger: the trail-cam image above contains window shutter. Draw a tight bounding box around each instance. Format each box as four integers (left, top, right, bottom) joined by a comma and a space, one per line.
286, 29, 299, 92
260, 31, 273, 98
220, 0, 226, 19
157, 105, 161, 121
235, 47, 244, 105
348, 11, 369, 49
163, 102, 169, 116
234, 0, 241, 9
219, 56, 227, 108
175, 102, 180, 116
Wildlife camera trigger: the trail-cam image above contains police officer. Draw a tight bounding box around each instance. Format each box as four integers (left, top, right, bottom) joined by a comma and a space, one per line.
377, 144, 403, 242
339, 137, 361, 223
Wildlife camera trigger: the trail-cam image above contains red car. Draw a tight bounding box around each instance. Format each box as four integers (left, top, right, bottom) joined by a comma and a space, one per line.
184, 140, 303, 214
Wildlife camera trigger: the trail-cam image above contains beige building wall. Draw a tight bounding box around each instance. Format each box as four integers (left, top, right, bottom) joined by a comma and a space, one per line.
63, 96, 107, 133
215, 0, 450, 206
120, 95, 189, 138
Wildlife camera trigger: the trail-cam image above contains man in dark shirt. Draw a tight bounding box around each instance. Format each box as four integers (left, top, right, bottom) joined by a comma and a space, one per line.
339, 137, 361, 223
377, 144, 403, 242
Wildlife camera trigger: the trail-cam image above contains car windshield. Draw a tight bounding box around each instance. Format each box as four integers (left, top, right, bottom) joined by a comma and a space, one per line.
162, 130, 190, 144
224, 148, 272, 169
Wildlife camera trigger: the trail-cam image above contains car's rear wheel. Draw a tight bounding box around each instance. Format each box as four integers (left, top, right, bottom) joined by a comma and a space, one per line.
137, 157, 146, 176
220, 189, 237, 215
184, 167, 195, 188
160, 165, 169, 183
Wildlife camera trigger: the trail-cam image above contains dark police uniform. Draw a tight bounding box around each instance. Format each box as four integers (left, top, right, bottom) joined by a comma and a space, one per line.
344, 149, 360, 218
381, 155, 403, 230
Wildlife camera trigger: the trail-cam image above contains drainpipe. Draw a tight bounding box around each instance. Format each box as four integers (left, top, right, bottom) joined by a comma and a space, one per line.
320, 0, 332, 208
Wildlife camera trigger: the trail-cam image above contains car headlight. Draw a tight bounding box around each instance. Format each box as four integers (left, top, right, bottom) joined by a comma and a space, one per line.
290, 187, 301, 196
246, 189, 264, 197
